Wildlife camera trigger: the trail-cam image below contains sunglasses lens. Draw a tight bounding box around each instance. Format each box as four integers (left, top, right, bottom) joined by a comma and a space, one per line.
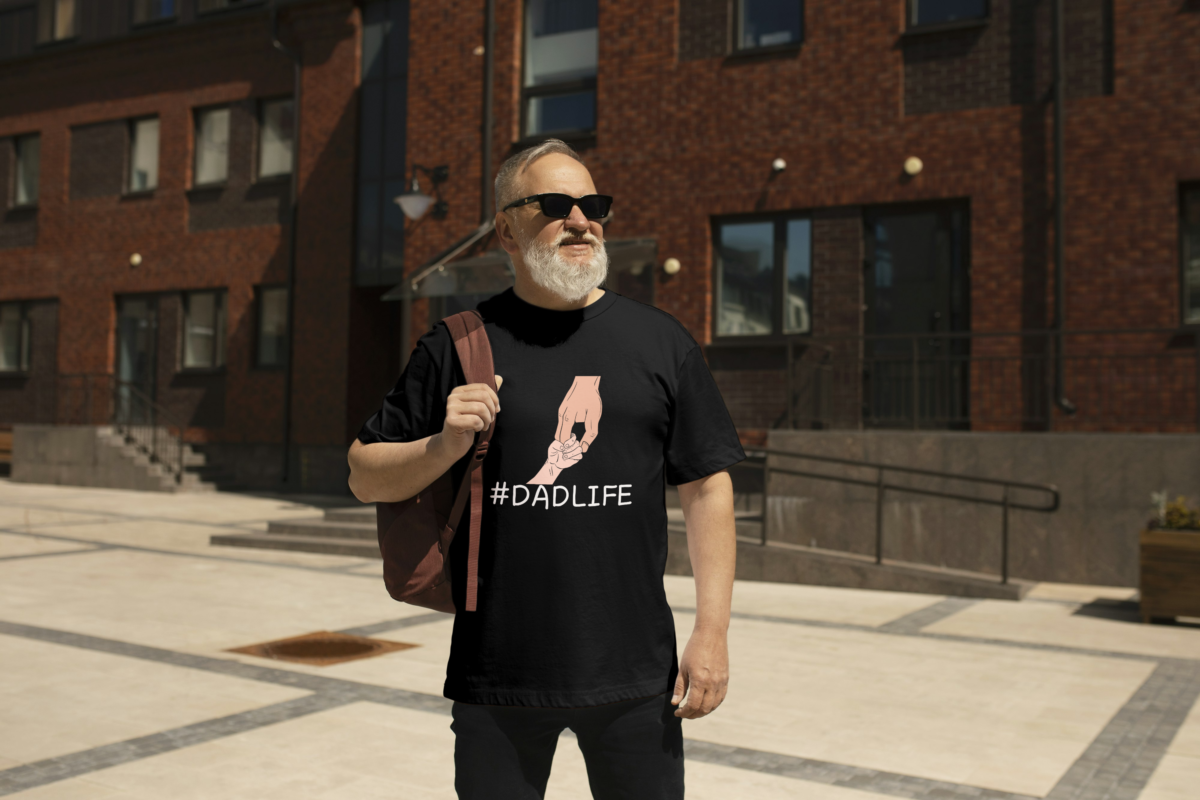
578, 195, 612, 219
539, 194, 573, 218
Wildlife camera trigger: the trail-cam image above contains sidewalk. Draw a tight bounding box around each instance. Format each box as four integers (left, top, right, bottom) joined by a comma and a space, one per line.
1, 478, 1198, 799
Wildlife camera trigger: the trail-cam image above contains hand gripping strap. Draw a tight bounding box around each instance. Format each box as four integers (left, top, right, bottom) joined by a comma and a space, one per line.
444, 311, 495, 612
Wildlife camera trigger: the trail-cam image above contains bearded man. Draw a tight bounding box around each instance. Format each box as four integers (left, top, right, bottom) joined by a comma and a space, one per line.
348, 139, 744, 800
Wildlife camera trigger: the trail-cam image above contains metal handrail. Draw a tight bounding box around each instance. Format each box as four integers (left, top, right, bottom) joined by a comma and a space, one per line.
741, 447, 1060, 584
110, 379, 187, 483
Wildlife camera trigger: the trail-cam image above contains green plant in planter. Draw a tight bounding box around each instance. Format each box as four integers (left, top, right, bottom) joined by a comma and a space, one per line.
1151, 491, 1200, 530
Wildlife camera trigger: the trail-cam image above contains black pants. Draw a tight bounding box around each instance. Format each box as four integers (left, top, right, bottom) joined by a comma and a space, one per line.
451, 691, 684, 799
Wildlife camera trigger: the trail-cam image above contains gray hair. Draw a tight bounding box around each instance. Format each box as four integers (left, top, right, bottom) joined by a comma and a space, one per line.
493, 139, 584, 214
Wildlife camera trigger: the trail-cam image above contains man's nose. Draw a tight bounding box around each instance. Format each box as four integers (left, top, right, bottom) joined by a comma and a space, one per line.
564, 203, 590, 232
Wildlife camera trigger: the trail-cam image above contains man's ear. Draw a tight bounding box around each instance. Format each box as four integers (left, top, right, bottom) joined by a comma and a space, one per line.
494, 213, 521, 256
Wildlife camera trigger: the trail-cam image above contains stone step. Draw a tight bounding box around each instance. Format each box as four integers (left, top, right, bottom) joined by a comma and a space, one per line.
266, 517, 376, 540
323, 505, 377, 524
210, 532, 380, 558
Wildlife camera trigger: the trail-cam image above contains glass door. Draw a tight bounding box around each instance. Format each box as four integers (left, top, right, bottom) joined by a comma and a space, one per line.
114, 296, 158, 424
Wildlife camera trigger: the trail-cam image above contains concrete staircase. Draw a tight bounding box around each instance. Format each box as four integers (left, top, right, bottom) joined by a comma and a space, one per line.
210, 500, 1029, 600
99, 427, 240, 493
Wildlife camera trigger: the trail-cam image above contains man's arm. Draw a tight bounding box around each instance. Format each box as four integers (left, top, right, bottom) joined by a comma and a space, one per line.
347, 377, 502, 504
671, 468, 736, 719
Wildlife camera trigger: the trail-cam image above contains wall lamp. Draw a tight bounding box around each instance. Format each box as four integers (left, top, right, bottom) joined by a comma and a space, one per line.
395, 164, 450, 220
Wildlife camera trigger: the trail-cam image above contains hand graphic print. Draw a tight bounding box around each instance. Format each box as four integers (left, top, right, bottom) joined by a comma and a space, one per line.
528, 434, 583, 485
555, 376, 602, 453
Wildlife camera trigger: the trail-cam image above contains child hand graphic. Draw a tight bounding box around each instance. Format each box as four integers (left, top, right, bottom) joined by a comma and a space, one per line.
529, 434, 583, 485
555, 376, 602, 452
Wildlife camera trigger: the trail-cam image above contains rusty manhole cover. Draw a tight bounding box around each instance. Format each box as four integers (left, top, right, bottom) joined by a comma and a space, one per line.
226, 631, 418, 667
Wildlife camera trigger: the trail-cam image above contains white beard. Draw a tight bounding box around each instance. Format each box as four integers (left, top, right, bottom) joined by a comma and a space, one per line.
517, 228, 609, 303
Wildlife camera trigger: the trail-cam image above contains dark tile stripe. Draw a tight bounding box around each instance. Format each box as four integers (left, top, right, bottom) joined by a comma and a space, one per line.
337, 612, 451, 636
876, 597, 978, 634
0, 544, 115, 562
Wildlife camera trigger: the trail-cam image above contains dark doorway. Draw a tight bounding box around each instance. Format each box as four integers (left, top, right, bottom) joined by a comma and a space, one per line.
863, 202, 970, 428
114, 295, 158, 424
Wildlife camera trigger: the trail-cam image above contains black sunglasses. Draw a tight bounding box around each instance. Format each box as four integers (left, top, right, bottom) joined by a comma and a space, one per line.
502, 193, 613, 220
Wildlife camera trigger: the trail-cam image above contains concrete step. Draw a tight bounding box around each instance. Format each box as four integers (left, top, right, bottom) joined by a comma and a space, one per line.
266, 517, 376, 540
210, 532, 381, 558
324, 506, 377, 524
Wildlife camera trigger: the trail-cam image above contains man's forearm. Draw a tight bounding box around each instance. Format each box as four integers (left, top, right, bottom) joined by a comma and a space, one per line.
347, 434, 461, 504
678, 471, 736, 632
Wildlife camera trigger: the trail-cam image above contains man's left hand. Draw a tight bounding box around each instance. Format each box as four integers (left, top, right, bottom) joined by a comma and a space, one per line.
671, 627, 729, 719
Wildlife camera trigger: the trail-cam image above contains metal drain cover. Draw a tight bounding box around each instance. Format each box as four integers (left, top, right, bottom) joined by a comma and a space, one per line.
226, 631, 418, 666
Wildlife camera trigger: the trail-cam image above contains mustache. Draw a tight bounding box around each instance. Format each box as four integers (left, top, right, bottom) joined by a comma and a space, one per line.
556, 232, 601, 247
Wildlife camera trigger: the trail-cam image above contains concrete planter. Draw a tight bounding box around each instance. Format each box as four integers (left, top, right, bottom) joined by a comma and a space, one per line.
1139, 527, 1200, 623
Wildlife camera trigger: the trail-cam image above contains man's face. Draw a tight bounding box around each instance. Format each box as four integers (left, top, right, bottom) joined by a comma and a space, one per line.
498, 153, 609, 303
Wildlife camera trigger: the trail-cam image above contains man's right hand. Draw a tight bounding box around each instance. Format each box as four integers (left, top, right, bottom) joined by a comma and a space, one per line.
440, 376, 504, 459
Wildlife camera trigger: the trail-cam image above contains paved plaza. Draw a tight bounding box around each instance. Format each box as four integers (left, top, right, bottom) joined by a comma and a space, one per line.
0, 479, 1198, 799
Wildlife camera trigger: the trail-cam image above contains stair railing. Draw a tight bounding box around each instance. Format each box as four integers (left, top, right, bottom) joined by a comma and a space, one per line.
111, 379, 187, 484
742, 448, 1059, 584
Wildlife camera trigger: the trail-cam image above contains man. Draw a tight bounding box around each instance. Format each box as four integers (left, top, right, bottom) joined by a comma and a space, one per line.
347, 139, 744, 799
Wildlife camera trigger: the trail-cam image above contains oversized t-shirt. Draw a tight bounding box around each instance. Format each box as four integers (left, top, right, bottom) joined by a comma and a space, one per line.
356, 287, 745, 708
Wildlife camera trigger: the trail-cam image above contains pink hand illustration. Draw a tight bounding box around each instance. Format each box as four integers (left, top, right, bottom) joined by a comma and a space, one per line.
528, 434, 583, 484
555, 376, 602, 452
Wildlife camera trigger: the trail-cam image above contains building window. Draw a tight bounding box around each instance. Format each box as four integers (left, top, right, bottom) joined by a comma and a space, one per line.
713, 214, 812, 337
181, 290, 226, 369
197, 0, 260, 12
0, 302, 31, 373
522, 0, 597, 138
909, 0, 987, 28
13, 134, 39, 207
1184, 185, 1200, 325
736, 0, 803, 51
36, 0, 75, 42
255, 286, 288, 367
193, 106, 230, 186
128, 117, 159, 192
132, 0, 177, 25
257, 98, 294, 179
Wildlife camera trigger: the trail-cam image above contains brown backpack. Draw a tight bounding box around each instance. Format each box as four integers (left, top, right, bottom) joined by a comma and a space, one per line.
375, 310, 495, 614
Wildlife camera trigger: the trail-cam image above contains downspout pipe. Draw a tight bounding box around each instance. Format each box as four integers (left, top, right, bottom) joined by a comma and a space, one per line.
482, 0, 496, 223
1052, 0, 1076, 416
272, 2, 304, 483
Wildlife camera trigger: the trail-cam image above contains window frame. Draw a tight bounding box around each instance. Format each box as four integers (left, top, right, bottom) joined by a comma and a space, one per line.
255, 97, 294, 182
35, 0, 76, 45
0, 301, 32, 374
711, 211, 815, 342
905, 0, 990, 32
732, 0, 805, 55
12, 133, 40, 208
191, 104, 231, 189
126, 115, 160, 195
130, 0, 179, 28
253, 284, 289, 370
179, 289, 228, 372
1182, 183, 1200, 327
196, 0, 264, 16
519, 0, 599, 142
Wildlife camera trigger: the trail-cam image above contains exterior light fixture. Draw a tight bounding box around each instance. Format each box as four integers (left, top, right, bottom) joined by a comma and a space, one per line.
129, 253, 142, 266
771, 158, 787, 173
395, 164, 450, 220
903, 156, 923, 176
662, 257, 681, 275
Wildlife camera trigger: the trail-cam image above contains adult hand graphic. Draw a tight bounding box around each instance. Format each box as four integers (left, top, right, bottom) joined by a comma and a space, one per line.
555, 376, 602, 452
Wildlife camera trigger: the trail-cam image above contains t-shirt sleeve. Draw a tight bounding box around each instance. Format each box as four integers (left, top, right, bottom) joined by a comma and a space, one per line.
663, 345, 746, 485
356, 325, 457, 445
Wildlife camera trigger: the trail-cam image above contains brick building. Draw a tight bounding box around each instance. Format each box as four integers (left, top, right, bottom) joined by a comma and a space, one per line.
1, 0, 1198, 494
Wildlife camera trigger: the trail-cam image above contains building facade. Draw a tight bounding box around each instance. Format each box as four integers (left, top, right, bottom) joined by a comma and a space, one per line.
1, 0, 1198, 494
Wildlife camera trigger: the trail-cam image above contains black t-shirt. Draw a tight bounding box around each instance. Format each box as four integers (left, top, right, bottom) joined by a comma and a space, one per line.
356, 288, 745, 707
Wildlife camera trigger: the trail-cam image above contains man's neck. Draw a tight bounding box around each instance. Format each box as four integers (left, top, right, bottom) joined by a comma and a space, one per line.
512, 277, 605, 311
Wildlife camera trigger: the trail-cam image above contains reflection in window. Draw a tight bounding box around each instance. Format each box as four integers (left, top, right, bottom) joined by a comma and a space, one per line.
256, 286, 288, 367
194, 107, 230, 186
182, 290, 226, 369
0, 303, 31, 373
523, 0, 597, 137
129, 117, 159, 192
132, 0, 176, 24
737, 0, 803, 51
37, 0, 75, 42
14, 134, 39, 206
715, 215, 812, 337
910, 0, 987, 28
258, 99, 294, 179
1184, 186, 1200, 325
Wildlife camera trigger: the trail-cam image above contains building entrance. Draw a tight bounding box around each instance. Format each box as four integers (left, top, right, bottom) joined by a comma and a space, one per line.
863, 202, 970, 428
114, 295, 158, 424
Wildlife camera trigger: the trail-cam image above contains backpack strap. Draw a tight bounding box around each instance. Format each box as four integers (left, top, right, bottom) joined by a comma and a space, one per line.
443, 310, 494, 612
